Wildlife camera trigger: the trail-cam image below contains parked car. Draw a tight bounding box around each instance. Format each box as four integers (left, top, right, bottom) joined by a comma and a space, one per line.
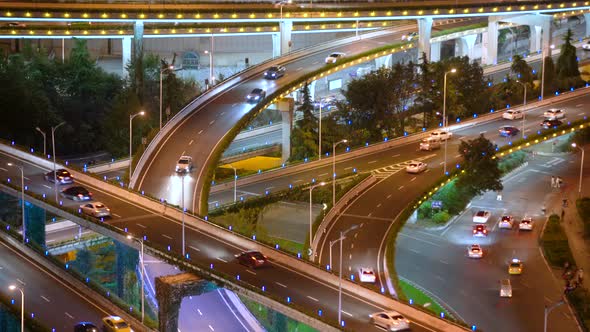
61, 186, 92, 201
324, 52, 345, 64
80, 202, 111, 218
263, 65, 286, 79
74, 322, 98, 332
503, 110, 524, 120
543, 108, 565, 120
235, 250, 269, 269
246, 88, 266, 103
101, 316, 132, 332
369, 311, 410, 331
44, 169, 74, 184
499, 126, 519, 137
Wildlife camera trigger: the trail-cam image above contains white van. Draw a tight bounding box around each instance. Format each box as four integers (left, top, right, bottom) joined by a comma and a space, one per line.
500, 279, 512, 298
419, 138, 441, 151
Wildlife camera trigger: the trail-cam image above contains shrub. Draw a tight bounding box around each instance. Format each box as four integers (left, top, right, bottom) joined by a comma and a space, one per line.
417, 201, 432, 220
432, 180, 470, 215
576, 197, 590, 237
498, 150, 527, 174
541, 214, 575, 267
567, 287, 590, 331
432, 211, 451, 224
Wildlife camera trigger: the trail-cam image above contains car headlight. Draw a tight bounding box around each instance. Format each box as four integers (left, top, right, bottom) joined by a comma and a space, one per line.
254, 96, 260, 99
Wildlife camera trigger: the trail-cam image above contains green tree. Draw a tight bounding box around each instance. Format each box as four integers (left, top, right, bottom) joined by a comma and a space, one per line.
542, 56, 557, 96
414, 52, 436, 128
74, 248, 95, 276
556, 29, 580, 79
510, 54, 533, 84
455, 135, 503, 196
289, 82, 318, 160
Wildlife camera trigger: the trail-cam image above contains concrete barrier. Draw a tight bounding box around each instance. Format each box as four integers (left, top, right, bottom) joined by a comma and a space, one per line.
87, 158, 129, 174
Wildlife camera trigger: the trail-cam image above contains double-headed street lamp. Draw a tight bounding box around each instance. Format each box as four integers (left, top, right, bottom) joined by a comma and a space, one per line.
35, 127, 46, 156
442, 68, 456, 175
51, 121, 66, 202
8, 284, 24, 332
328, 224, 359, 326
332, 139, 348, 207
129, 111, 145, 183
126, 235, 145, 323
572, 143, 585, 196
515, 80, 527, 139
309, 181, 326, 256
540, 44, 555, 100
159, 65, 174, 131
7, 163, 25, 243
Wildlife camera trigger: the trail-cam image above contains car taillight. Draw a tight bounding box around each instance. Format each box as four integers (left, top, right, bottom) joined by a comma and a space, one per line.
473, 230, 477, 233
483, 230, 487, 233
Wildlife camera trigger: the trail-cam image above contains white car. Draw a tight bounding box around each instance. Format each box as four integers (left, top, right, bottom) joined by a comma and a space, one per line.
473, 210, 491, 223
406, 161, 427, 174
429, 130, 453, 141
503, 110, 524, 120
359, 267, 377, 283
519, 217, 534, 231
80, 202, 111, 218
500, 279, 512, 298
544, 108, 565, 120
175, 155, 193, 173
419, 138, 440, 151
369, 311, 410, 331
467, 244, 483, 258
498, 215, 514, 229
583, 41, 590, 50
324, 52, 345, 64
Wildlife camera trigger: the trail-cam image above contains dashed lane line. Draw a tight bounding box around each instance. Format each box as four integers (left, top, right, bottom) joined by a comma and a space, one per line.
162, 234, 173, 240
275, 282, 287, 288
189, 245, 201, 252
307, 295, 319, 302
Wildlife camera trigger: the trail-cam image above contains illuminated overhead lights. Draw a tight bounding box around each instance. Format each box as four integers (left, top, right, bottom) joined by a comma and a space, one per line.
189, 28, 194, 33
213, 13, 220, 18
386, 11, 392, 16
154, 29, 160, 34
101, 30, 106, 34
176, 14, 183, 19
478, 7, 484, 12
337, 12, 342, 17
28, 30, 34, 35
66, 30, 71, 35
139, 13, 145, 19
448, 9, 455, 13
272, 26, 277, 31
5, 12, 12, 17
83, 30, 88, 35
371, 11, 376, 16
493, 7, 498, 12
367, 22, 373, 27
118, 30, 124, 34
320, 12, 325, 17
354, 12, 360, 16
172, 29, 176, 33
547, 4, 553, 8
206, 28, 211, 33
402, 10, 408, 15
256, 27, 261, 32
83, 13, 89, 18
267, 13, 273, 18
336, 24, 341, 28
560, 3, 565, 7
321, 24, 326, 29
101, 13, 108, 18
44, 12, 51, 17
352, 23, 357, 28
231, 13, 237, 18
158, 13, 164, 18
239, 27, 244, 32
303, 13, 309, 17
305, 25, 310, 30
381, 22, 387, 26
120, 13, 127, 18
10, 30, 15, 35
249, 14, 256, 18
507, 6, 512, 11
64, 13, 70, 18
434, 9, 439, 14
194, 14, 201, 19
25, 12, 31, 17
534, 5, 539, 9
520, 6, 526, 10
463, 9, 469, 13
47, 31, 52, 35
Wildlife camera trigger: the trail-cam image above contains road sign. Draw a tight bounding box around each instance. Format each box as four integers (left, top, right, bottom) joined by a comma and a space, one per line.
432, 200, 443, 209
308, 248, 313, 256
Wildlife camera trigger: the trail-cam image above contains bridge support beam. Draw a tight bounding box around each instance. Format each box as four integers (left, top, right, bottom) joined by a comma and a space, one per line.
133, 21, 144, 100
417, 17, 433, 62
278, 98, 294, 163
585, 14, 590, 37
430, 41, 441, 62
456, 34, 477, 59
483, 17, 499, 65
155, 273, 215, 332
122, 36, 132, 78
273, 19, 293, 56
308, 80, 316, 101
375, 54, 392, 68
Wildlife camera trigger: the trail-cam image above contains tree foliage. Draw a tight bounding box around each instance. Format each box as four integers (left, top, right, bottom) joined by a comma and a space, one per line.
510, 54, 533, 84
556, 29, 580, 79
290, 82, 318, 160
455, 135, 503, 196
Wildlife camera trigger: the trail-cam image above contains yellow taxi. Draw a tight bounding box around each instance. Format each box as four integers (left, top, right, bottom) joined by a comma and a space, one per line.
508, 259, 523, 275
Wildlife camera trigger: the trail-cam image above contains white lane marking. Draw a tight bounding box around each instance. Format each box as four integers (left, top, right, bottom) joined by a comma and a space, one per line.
454, 154, 462, 158
579, 112, 586, 116
24, 176, 30, 180
16, 279, 25, 285
41, 295, 50, 302
344, 167, 352, 170
65, 312, 74, 319
217, 257, 228, 263
368, 160, 377, 164
197, 308, 203, 315
0, 167, 7, 171
398, 186, 404, 190
232, 103, 238, 107
351, 243, 354, 249
246, 269, 257, 275
319, 173, 328, 177
387, 194, 392, 199
312, 61, 319, 65
409, 248, 420, 254
208, 325, 215, 331
341, 310, 353, 317
307, 295, 319, 302
209, 120, 215, 125
439, 260, 449, 265
296, 67, 303, 71
42, 185, 52, 189
112, 213, 122, 218
137, 223, 147, 229
377, 203, 382, 208
275, 282, 287, 288
264, 186, 274, 190
434, 275, 445, 281
220, 112, 225, 116
410, 177, 416, 182
188, 139, 194, 145
293, 179, 303, 183
576, 104, 584, 107
392, 154, 401, 157
479, 131, 487, 134
181, 151, 186, 156
198, 130, 203, 135
162, 234, 173, 240
189, 245, 201, 252
439, 162, 445, 165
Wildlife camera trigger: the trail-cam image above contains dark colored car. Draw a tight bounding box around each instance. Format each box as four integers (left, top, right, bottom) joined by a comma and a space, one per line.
44, 169, 74, 184
246, 88, 266, 103
472, 224, 488, 237
498, 126, 519, 137
540, 119, 563, 128
61, 186, 92, 201
263, 66, 286, 79
235, 250, 268, 269
74, 322, 98, 332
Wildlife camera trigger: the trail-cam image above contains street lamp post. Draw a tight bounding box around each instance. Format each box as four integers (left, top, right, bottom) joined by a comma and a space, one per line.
541, 44, 555, 100
51, 121, 65, 202
8, 285, 24, 332
515, 80, 527, 139
35, 127, 46, 156
544, 299, 565, 332
129, 111, 145, 183
229, 164, 237, 202
159, 65, 174, 131
329, 224, 358, 326
318, 101, 322, 160
572, 143, 585, 196
204, 50, 214, 88
442, 68, 456, 175
309, 182, 326, 256
7, 163, 25, 243
181, 173, 186, 256
332, 139, 348, 207
126, 235, 145, 323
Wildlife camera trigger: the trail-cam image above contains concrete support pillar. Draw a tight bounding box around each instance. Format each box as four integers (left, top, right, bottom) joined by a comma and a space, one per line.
417, 17, 433, 62
430, 41, 441, 62
483, 17, 499, 65
540, 15, 553, 57
278, 98, 294, 163
133, 21, 144, 99
272, 33, 281, 58
279, 20, 293, 55
122, 36, 132, 78
375, 54, 392, 68
529, 25, 543, 53
585, 14, 590, 37
457, 34, 477, 59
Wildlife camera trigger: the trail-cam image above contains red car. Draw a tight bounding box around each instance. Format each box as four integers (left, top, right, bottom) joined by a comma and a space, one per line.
473, 224, 488, 237
235, 251, 268, 269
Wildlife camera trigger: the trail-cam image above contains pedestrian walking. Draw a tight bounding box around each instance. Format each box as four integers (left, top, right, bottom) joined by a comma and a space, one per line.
557, 176, 563, 188
578, 268, 584, 284
163, 199, 168, 214
551, 176, 556, 188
